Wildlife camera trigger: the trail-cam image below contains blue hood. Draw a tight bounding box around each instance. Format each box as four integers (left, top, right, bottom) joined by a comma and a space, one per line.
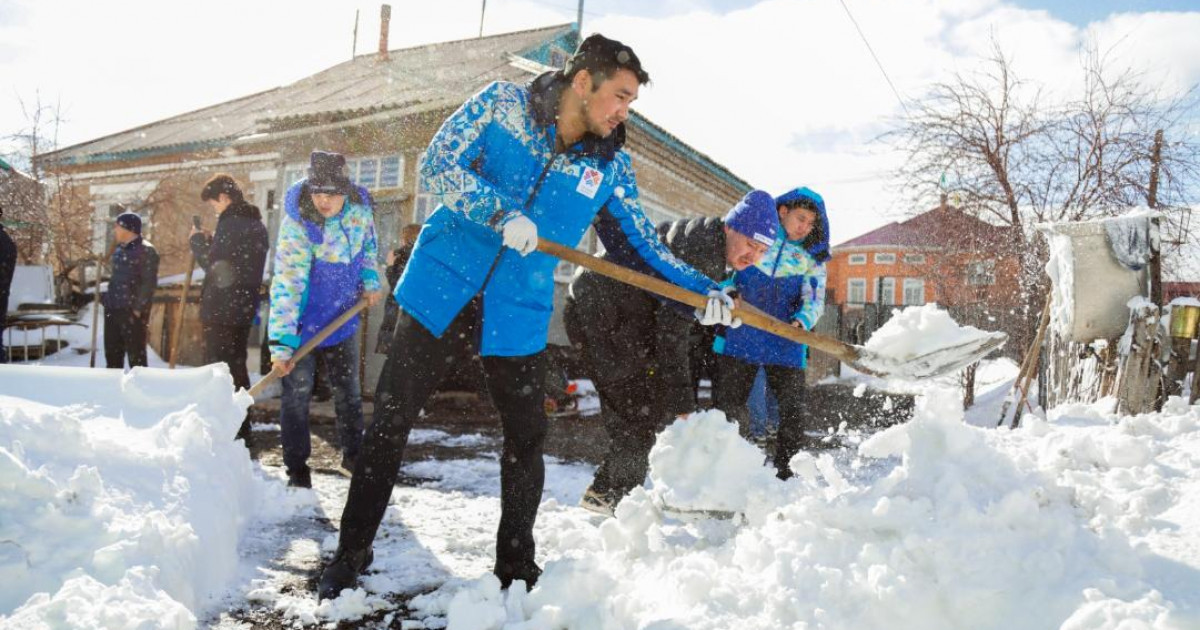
775, 186, 830, 263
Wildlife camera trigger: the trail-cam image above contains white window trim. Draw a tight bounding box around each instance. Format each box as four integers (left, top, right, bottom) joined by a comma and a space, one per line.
848, 253, 867, 265
903, 253, 925, 264
902, 278, 926, 305
878, 277, 896, 306
874, 252, 896, 264
848, 278, 867, 304
966, 260, 996, 286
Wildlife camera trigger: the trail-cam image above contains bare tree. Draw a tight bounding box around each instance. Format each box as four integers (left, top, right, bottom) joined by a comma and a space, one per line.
885, 38, 1200, 346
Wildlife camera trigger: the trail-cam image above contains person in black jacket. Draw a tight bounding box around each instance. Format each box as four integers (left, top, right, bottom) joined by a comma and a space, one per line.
0, 203, 17, 364
192, 174, 270, 437
103, 210, 160, 369
564, 190, 779, 515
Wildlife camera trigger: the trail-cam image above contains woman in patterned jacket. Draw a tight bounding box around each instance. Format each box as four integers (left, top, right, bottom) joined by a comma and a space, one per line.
267, 150, 383, 489
712, 186, 830, 479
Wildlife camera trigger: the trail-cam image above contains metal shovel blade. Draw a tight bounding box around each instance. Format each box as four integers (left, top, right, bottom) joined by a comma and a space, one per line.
850, 331, 1009, 380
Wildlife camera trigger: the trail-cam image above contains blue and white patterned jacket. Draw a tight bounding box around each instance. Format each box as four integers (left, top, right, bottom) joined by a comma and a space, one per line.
397, 72, 716, 356
268, 181, 381, 362
716, 187, 830, 369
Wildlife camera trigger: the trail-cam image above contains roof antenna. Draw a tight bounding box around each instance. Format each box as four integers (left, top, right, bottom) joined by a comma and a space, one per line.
352, 9, 359, 59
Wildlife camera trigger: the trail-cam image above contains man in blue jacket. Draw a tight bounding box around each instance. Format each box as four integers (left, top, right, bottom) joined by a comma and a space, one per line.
713, 187, 830, 480
319, 34, 737, 599
191, 174, 269, 440
103, 210, 159, 369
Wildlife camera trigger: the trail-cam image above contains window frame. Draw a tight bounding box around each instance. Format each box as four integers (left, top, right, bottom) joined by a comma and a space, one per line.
902, 278, 926, 305
848, 253, 867, 266
874, 252, 897, 265
848, 278, 867, 305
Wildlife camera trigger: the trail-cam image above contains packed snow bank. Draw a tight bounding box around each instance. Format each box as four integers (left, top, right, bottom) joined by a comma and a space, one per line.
415, 390, 1200, 630
0, 364, 279, 629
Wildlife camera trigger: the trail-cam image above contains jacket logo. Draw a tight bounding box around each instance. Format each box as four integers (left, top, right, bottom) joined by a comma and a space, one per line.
576, 167, 603, 199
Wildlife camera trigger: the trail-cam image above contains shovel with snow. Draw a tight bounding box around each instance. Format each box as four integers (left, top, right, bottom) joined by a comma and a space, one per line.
537, 239, 1006, 380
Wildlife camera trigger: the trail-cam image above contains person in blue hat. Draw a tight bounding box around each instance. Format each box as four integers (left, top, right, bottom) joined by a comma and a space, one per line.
712, 186, 830, 480
564, 189, 779, 515
102, 208, 159, 369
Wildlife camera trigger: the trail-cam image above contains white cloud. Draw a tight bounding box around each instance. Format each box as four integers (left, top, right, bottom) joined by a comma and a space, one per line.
2, 0, 1197, 243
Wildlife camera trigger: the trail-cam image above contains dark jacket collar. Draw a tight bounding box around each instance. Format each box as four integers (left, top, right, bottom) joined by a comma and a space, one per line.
527, 71, 625, 162
218, 199, 263, 223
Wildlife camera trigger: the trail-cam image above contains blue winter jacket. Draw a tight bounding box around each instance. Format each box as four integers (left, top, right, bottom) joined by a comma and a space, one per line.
716, 187, 830, 369
267, 182, 381, 362
104, 236, 159, 313
397, 72, 717, 356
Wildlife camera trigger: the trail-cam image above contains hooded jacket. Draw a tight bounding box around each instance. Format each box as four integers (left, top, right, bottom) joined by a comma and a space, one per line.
189, 199, 269, 326
396, 72, 716, 357
267, 181, 381, 361
716, 187, 830, 369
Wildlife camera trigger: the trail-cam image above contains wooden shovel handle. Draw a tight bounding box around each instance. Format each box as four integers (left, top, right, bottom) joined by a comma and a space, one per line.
247, 298, 370, 398
536, 238, 862, 365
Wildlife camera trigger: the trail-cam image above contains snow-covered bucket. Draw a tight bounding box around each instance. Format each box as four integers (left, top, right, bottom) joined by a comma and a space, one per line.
1038, 213, 1154, 342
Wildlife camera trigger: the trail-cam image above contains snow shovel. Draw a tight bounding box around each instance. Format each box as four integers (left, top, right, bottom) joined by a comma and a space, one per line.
537, 239, 1006, 380
246, 298, 370, 398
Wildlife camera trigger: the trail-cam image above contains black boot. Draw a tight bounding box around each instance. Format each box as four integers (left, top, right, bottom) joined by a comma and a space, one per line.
494, 556, 542, 590
286, 466, 312, 489
318, 546, 374, 601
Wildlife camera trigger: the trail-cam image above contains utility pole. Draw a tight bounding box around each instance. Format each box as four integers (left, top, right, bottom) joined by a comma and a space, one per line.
1148, 129, 1164, 306
352, 9, 359, 59
479, 0, 487, 37
577, 0, 585, 34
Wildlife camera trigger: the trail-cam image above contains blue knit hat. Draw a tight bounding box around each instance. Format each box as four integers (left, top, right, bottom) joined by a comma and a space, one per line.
724, 190, 778, 247
115, 211, 142, 235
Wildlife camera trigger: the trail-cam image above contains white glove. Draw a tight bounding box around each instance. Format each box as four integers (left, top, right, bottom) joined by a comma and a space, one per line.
501, 214, 538, 256
695, 288, 742, 328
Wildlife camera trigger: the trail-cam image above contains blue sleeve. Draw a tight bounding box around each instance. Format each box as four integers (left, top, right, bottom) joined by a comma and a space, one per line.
419, 81, 529, 229
597, 153, 717, 296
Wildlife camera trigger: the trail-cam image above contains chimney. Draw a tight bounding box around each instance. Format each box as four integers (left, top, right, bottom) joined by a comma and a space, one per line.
378, 4, 391, 59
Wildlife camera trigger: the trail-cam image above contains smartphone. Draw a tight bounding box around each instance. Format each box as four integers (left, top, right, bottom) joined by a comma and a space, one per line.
192, 215, 202, 230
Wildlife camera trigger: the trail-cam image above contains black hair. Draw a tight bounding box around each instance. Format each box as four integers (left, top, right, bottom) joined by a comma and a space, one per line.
562, 33, 650, 87
200, 173, 244, 203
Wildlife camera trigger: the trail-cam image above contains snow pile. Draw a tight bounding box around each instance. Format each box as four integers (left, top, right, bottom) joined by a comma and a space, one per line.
413, 388, 1200, 630
0, 364, 276, 629
645, 411, 779, 514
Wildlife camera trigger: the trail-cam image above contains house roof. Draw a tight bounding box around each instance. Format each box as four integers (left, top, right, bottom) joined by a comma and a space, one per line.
834, 205, 1016, 252
44, 24, 578, 166
41, 24, 752, 193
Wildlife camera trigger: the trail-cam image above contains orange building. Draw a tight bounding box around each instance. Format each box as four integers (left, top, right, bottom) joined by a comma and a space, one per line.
827, 203, 1022, 310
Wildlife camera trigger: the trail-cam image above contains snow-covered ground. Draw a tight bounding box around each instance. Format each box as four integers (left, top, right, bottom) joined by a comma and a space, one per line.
2, 338, 1199, 628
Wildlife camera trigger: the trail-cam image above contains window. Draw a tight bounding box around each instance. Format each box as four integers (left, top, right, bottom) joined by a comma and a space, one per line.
848, 278, 867, 304
549, 47, 569, 68
874, 252, 896, 264
966, 260, 996, 285
284, 166, 305, 188
413, 156, 435, 224
877, 277, 896, 305
903, 253, 925, 264
903, 278, 925, 305
379, 155, 402, 188
357, 158, 378, 189
848, 253, 867, 265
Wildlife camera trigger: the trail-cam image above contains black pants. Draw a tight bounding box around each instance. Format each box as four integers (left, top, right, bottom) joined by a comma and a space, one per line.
203, 322, 253, 391
564, 282, 664, 500
713, 355, 811, 478
104, 308, 148, 369
335, 300, 548, 575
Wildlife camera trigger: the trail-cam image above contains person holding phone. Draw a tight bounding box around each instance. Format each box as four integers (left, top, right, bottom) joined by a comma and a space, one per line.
193, 173, 269, 440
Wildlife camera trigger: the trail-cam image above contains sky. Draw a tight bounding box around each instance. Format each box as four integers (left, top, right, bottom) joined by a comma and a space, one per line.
2, 0, 1199, 241
4, 318, 1200, 627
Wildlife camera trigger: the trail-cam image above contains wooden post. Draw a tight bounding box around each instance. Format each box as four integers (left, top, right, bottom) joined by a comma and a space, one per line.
88, 256, 104, 368
1116, 303, 1162, 415
169, 251, 196, 369
1148, 129, 1164, 307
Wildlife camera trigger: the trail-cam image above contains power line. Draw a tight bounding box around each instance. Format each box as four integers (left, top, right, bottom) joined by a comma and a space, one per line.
836, 0, 909, 116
